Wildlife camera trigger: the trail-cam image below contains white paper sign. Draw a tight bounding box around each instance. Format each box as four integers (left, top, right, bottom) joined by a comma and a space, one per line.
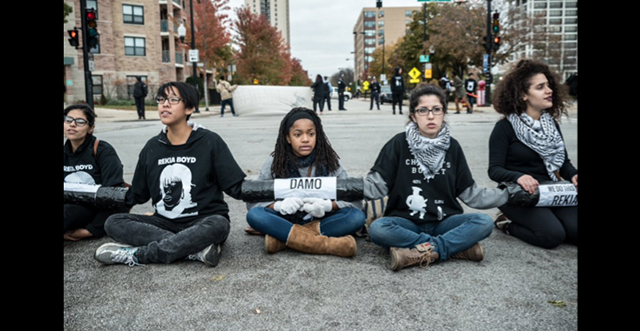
273, 177, 337, 200
536, 183, 578, 207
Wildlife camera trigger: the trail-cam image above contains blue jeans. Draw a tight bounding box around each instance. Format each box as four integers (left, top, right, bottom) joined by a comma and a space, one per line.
220, 98, 235, 116
104, 213, 230, 264
368, 213, 493, 261
246, 207, 366, 242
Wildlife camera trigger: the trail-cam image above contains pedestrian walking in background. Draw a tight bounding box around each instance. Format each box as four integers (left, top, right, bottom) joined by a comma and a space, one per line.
245, 107, 365, 257
369, 76, 381, 110
311, 74, 326, 114
391, 67, 405, 115
452, 73, 467, 114
439, 74, 451, 102
464, 73, 478, 114
323, 76, 333, 111
64, 104, 128, 241
338, 74, 347, 111
217, 75, 238, 117
363, 84, 509, 271
489, 58, 578, 249
133, 76, 148, 120
94, 81, 246, 267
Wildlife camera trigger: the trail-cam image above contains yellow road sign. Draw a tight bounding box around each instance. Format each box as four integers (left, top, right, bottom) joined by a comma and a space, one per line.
363, 81, 370, 90
409, 67, 421, 80
424, 69, 432, 79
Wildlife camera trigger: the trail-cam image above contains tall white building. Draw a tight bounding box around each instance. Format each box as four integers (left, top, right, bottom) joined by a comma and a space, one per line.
508, 0, 578, 76
244, 0, 290, 46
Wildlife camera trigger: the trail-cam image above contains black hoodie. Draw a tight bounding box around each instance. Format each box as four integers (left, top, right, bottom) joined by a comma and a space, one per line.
391, 67, 405, 93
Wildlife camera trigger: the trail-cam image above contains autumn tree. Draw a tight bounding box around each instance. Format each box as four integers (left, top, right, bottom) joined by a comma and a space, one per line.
289, 57, 312, 86
232, 7, 295, 85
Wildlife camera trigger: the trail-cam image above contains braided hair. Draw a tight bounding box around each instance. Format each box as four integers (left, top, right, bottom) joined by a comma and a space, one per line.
270, 107, 340, 178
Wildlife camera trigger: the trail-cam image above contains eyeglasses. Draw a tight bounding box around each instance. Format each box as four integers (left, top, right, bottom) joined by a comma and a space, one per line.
64, 115, 88, 127
415, 106, 444, 116
155, 96, 183, 105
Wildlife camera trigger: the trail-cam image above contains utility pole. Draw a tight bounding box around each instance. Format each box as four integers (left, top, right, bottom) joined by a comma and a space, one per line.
485, 0, 493, 106
422, 3, 427, 83
189, 0, 200, 112
80, 0, 94, 109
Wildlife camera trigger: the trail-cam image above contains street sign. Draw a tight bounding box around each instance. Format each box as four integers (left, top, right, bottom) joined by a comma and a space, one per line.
188, 49, 199, 62
409, 67, 421, 83
419, 54, 430, 63
425, 70, 432, 79
363, 81, 370, 90
483, 54, 489, 73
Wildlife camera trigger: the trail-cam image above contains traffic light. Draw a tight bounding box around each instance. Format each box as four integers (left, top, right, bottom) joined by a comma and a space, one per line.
494, 36, 501, 50
492, 12, 500, 34
86, 8, 100, 48
67, 28, 79, 48
376, 1, 382, 9
482, 36, 491, 53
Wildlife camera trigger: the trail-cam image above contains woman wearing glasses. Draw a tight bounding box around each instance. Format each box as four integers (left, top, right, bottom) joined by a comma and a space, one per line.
64, 104, 127, 241
94, 81, 246, 268
363, 84, 509, 271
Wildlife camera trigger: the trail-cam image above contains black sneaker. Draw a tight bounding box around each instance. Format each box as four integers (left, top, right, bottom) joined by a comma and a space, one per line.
494, 212, 511, 234
188, 244, 222, 267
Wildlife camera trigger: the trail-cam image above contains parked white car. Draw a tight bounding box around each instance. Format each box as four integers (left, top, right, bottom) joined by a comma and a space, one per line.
331, 91, 352, 102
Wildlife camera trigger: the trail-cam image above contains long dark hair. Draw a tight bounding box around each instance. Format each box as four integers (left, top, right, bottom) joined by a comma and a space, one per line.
492, 59, 569, 121
270, 107, 340, 178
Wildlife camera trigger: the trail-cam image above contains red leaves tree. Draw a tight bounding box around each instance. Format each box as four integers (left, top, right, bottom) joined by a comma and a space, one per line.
186, 0, 232, 71
232, 7, 301, 85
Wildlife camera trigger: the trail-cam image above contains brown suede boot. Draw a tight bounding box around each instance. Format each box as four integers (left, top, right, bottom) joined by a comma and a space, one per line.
286, 224, 357, 257
265, 235, 287, 254
264, 221, 321, 254
450, 243, 484, 262
389, 242, 439, 271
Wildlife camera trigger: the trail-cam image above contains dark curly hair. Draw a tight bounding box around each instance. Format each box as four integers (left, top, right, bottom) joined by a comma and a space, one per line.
491, 59, 569, 121
270, 107, 340, 178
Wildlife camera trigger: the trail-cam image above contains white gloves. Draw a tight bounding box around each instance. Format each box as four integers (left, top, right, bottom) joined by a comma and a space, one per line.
302, 198, 333, 218
273, 197, 304, 215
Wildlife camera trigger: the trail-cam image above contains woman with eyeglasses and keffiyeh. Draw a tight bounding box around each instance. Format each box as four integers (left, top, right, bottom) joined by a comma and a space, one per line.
363, 84, 509, 271
489, 59, 578, 249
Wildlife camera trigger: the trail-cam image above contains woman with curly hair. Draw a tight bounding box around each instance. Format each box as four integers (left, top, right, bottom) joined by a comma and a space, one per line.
245, 107, 365, 257
489, 59, 578, 249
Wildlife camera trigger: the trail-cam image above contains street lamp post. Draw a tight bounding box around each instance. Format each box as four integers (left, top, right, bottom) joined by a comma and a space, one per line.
188, 0, 200, 112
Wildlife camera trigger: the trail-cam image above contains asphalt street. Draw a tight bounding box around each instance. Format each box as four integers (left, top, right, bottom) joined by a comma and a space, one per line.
64, 95, 578, 330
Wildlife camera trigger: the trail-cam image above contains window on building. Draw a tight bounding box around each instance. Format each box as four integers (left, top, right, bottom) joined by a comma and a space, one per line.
364, 11, 375, 18
565, 9, 577, 17
365, 21, 376, 28
549, 18, 562, 25
565, 26, 577, 33
365, 39, 376, 45
378, 38, 384, 45
365, 47, 376, 55
91, 75, 103, 95
533, 2, 547, 9
564, 34, 577, 41
378, 29, 384, 37
365, 30, 376, 37
565, 2, 577, 8
125, 37, 146, 56
564, 18, 577, 24
378, 10, 384, 18
378, 21, 384, 28
123, 5, 144, 24
549, 10, 562, 17
549, 2, 563, 8
405, 10, 413, 17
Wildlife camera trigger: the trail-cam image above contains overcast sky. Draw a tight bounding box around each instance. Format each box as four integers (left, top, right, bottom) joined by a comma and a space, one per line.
222, 0, 429, 79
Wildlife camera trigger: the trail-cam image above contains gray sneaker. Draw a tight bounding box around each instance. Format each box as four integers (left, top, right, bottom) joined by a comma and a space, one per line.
94, 243, 141, 267
187, 244, 222, 267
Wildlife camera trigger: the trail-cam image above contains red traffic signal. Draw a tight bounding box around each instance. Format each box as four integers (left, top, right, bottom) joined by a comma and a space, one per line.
86, 9, 97, 28
67, 28, 79, 48
493, 36, 501, 50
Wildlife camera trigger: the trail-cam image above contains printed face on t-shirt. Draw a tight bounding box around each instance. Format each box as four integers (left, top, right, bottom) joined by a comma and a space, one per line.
286, 119, 317, 157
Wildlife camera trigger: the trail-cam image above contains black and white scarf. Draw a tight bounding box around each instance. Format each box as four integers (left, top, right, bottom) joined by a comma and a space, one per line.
405, 122, 450, 180
286, 149, 329, 178
508, 112, 565, 181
